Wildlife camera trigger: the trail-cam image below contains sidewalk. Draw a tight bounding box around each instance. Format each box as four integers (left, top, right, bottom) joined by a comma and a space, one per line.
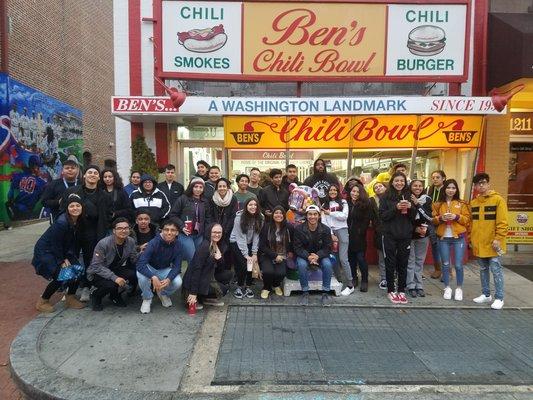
3, 222, 533, 399
0, 222, 48, 400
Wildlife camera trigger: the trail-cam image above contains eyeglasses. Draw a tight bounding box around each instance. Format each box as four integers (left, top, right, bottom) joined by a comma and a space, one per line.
114, 226, 130, 231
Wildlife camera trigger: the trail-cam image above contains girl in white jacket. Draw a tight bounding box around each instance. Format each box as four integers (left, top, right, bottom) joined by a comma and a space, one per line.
321, 185, 353, 296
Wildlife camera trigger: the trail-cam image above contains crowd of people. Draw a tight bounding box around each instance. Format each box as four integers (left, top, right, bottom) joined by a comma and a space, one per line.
32, 157, 509, 314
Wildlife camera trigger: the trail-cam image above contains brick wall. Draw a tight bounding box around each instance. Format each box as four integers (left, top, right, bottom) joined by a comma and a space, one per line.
484, 115, 510, 198
5, 0, 115, 166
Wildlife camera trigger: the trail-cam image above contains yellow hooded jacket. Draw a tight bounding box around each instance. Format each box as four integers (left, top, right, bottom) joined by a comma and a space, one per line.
469, 190, 508, 258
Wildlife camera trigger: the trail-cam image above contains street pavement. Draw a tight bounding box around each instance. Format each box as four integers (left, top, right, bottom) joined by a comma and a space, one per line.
2, 222, 533, 399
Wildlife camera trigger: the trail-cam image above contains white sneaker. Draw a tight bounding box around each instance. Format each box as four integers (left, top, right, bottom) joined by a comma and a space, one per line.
140, 299, 152, 314
341, 286, 355, 296
454, 288, 463, 301
79, 287, 91, 302
491, 299, 504, 310
443, 287, 452, 300
158, 294, 172, 307
473, 294, 493, 304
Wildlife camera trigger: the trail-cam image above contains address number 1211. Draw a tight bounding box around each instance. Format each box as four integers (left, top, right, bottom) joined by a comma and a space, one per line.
510, 117, 532, 132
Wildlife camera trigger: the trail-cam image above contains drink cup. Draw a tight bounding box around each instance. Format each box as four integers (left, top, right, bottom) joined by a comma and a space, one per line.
247, 258, 253, 272
188, 302, 196, 316
331, 241, 339, 253
184, 220, 193, 232
400, 200, 408, 214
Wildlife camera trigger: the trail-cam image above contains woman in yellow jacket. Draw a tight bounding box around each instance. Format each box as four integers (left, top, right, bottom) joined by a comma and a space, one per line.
432, 179, 470, 301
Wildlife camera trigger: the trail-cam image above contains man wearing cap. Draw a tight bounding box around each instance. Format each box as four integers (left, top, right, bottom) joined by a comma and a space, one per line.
130, 174, 171, 225
42, 158, 80, 223
293, 205, 334, 306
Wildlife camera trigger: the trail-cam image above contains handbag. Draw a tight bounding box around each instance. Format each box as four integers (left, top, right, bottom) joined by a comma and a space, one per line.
57, 264, 85, 282
251, 259, 262, 280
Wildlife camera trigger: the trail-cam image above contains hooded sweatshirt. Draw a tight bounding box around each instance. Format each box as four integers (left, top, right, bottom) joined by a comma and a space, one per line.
469, 190, 508, 257
130, 175, 170, 224
303, 159, 340, 202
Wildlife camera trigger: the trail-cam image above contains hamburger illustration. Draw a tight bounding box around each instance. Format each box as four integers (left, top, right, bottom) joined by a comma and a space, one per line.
407, 25, 446, 56
177, 24, 227, 53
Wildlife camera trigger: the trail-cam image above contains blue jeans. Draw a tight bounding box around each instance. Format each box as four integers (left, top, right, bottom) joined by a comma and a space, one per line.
478, 257, 504, 300
438, 236, 465, 287
296, 256, 333, 292
136, 265, 182, 300
178, 233, 203, 265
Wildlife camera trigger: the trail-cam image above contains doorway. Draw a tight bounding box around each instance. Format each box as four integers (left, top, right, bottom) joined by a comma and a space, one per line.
177, 141, 224, 186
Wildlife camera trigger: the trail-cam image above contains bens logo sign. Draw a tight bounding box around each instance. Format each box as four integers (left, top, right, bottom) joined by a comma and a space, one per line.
224, 115, 483, 149
159, 1, 469, 81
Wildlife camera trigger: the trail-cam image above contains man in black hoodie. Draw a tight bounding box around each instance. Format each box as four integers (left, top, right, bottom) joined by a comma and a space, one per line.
303, 159, 340, 203
130, 174, 170, 225
281, 164, 301, 192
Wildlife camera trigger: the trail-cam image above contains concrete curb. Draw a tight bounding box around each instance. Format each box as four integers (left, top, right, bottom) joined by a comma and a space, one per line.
9, 305, 208, 400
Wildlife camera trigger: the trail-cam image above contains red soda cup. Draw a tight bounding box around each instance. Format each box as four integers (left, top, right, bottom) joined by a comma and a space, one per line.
184, 219, 193, 232
188, 302, 196, 315
331, 241, 339, 253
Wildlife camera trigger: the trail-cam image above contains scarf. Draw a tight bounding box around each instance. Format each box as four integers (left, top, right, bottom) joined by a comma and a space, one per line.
212, 189, 233, 207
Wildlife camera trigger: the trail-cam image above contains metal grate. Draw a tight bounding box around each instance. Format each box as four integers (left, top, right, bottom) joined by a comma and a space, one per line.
213, 306, 533, 385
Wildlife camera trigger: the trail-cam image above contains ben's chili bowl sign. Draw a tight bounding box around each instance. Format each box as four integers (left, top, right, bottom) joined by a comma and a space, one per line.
223, 115, 483, 149
243, 3, 386, 76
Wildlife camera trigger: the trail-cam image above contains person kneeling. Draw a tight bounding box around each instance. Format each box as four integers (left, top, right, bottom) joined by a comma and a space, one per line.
294, 205, 333, 306
87, 218, 139, 311
182, 223, 233, 310
136, 219, 183, 314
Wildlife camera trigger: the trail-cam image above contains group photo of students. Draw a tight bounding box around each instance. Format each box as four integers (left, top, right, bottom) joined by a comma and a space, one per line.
31, 157, 509, 314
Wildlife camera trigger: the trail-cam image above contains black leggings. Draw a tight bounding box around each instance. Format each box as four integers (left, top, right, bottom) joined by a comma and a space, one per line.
92, 267, 138, 300
383, 236, 410, 293
259, 256, 286, 290
42, 280, 78, 300
231, 242, 253, 287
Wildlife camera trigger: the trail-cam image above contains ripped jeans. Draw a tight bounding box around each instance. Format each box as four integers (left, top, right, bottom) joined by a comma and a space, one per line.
478, 257, 504, 300
438, 236, 465, 287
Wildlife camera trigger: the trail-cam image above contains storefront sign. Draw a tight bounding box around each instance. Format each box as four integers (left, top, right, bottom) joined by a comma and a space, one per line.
507, 211, 533, 244
223, 115, 483, 149
242, 3, 385, 77
231, 150, 313, 160
112, 96, 503, 116
158, 1, 469, 81
386, 4, 466, 76
162, 1, 242, 74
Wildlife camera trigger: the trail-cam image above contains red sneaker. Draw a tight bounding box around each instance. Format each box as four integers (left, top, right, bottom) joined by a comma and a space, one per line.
388, 292, 400, 304
397, 292, 408, 304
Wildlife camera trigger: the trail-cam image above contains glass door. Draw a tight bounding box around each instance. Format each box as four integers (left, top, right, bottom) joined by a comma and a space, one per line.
178, 142, 224, 186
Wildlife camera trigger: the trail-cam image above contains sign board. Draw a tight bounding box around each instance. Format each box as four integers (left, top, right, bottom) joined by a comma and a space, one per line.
509, 112, 533, 135
157, 1, 469, 82
161, 1, 242, 74
223, 115, 484, 149
507, 211, 533, 244
111, 96, 503, 116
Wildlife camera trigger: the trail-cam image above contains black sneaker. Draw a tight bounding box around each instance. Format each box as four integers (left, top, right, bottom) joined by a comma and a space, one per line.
91, 296, 104, 312
408, 289, 418, 298
321, 293, 332, 307
360, 281, 368, 292
299, 292, 309, 306
353, 275, 359, 289
416, 289, 426, 297
233, 287, 244, 299
111, 295, 127, 307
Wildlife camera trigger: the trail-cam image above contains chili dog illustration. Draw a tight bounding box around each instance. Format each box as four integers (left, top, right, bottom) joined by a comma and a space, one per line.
177, 24, 227, 53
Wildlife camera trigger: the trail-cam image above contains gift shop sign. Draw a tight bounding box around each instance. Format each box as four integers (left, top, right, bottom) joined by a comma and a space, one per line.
223, 115, 483, 149
507, 211, 533, 244
157, 1, 469, 81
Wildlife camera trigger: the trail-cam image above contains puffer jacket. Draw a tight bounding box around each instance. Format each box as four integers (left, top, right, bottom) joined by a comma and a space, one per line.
432, 199, 470, 238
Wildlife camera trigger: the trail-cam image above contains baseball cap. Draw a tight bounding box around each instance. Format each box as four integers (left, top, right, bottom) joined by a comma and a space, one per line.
305, 205, 320, 213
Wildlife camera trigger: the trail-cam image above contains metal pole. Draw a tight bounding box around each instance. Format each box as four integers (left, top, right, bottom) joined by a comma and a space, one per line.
410, 115, 421, 180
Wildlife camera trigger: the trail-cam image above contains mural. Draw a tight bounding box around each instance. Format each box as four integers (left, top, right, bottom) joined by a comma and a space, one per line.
0, 73, 83, 224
